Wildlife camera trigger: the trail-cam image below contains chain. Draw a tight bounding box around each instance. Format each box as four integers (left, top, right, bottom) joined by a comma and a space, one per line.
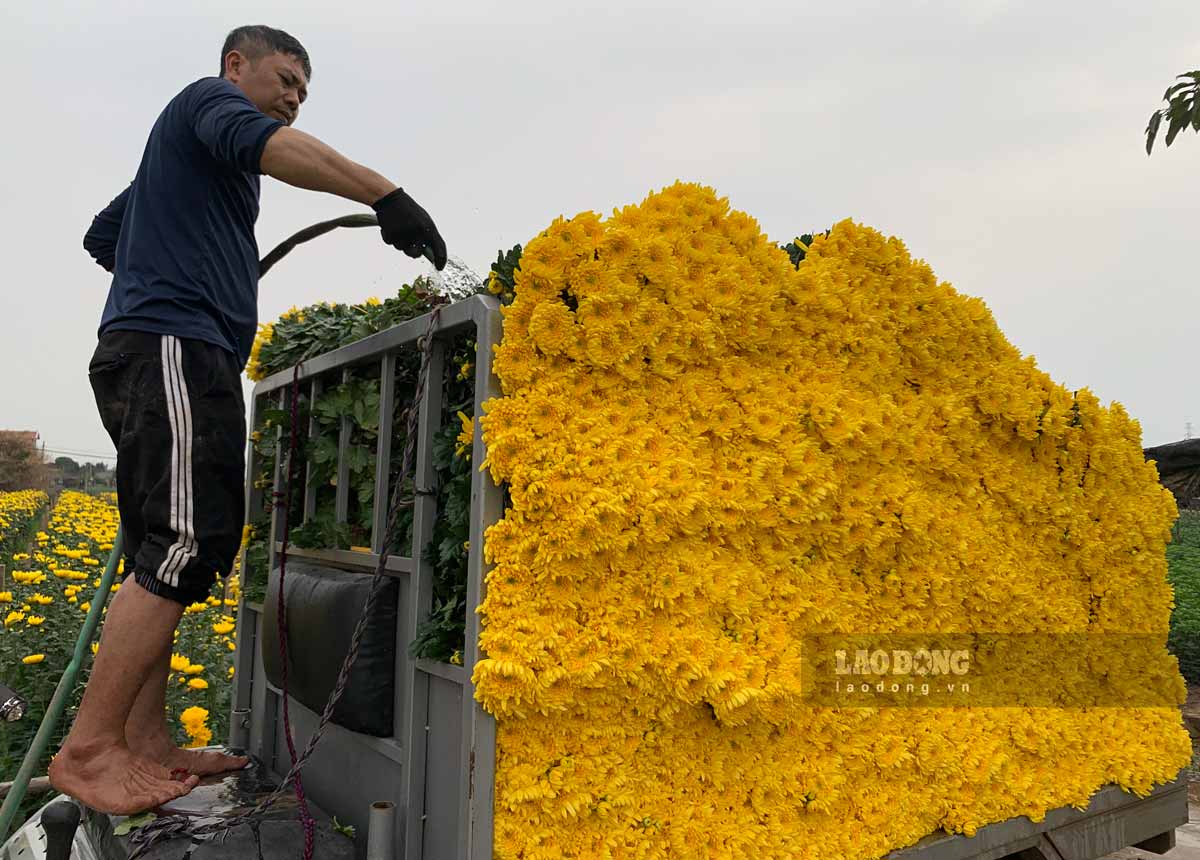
129, 302, 445, 858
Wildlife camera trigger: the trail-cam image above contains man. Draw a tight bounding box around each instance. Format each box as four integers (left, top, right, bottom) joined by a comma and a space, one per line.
50, 25, 446, 815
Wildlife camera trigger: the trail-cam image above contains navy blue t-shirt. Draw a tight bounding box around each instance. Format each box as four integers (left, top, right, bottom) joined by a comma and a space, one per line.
85, 77, 284, 367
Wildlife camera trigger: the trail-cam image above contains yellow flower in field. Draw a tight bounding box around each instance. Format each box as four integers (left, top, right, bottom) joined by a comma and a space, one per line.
29, 594, 53, 606
365, 296, 381, 306
223, 598, 238, 607
82, 558, 99, 567
212, 622, 235, 635
0, 592, 11, 603
170, 654, 191, 672
187, 678, 209, 690
228, 666, 235, 678
93, 578, 101, 588
181, 705, 208, 725
184, 602, 208, 614
227, 642, 236, 652
180, 705, 213, 746
79, 602, 90, 612
26, 616, 45, 627
5, 611, 26, 627
183, 664, 205, 675
90, 643, 98, 655
12, 571, 42, 585
21, 654, 45, 665
455, 411, 474, 460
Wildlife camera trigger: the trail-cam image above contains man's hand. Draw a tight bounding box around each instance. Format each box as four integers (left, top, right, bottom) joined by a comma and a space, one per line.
372, 188, 448, 271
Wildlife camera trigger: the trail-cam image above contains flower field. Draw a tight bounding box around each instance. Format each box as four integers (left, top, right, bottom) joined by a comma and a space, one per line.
0, 490, 47, 570
0, 490, 239, 829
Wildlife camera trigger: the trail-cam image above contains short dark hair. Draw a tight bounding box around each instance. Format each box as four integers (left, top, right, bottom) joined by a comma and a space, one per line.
219, 25, 311, 81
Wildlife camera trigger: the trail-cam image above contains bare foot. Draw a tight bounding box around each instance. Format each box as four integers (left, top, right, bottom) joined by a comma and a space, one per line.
132, 731, 249, 777
48, 741, 200, 815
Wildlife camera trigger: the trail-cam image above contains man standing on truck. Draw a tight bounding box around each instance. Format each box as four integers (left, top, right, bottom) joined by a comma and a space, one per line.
51, 25, 446, 815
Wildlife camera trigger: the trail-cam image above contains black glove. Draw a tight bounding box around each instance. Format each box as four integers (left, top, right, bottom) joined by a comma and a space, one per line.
372, 187, 447, 270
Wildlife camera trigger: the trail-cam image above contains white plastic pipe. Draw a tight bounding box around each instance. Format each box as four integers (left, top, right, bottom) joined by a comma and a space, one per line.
366, 800, 396, 860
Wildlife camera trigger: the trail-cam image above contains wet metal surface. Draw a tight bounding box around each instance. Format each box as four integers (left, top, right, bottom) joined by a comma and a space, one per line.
74, 749, 355, 859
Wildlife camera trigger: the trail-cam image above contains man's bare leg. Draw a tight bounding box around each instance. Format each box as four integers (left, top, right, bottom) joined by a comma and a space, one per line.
49, 579, 201, 814
124, 638, 248, 775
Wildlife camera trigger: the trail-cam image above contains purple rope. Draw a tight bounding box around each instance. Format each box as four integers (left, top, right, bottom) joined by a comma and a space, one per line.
275, 364, 316, 859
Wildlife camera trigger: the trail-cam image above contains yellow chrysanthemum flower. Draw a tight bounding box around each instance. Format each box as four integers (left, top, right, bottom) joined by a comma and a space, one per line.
21, 654, 45, 665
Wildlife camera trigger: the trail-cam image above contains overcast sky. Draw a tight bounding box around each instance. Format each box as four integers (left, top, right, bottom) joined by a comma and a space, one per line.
1, 0, 1198, 464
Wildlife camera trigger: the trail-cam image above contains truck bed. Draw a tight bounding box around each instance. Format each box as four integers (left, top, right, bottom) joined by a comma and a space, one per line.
2, 756, 1186, 860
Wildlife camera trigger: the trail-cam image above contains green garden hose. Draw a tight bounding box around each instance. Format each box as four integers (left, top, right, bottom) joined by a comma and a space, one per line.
0, 526, 123, 844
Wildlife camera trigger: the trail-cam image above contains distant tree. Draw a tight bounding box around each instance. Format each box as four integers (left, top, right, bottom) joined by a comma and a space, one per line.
0, 431, 46, 491
54, 456, 81, 474
1145, 71, 1200, 154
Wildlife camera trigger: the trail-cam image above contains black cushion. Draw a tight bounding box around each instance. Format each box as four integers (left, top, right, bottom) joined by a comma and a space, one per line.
262, 561, 398, 737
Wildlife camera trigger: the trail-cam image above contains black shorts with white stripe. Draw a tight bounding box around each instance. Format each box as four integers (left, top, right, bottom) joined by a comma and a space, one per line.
89, 330, 246, 607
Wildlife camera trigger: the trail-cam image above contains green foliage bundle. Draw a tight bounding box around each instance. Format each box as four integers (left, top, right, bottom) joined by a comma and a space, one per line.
1145, 71, 1200, 154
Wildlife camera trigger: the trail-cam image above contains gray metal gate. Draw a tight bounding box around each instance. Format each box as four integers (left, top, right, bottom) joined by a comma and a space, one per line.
229, 295, 502, 860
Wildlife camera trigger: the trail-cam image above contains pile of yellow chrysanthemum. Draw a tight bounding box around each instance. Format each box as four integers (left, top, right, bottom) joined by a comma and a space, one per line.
474, 183, 1192, 860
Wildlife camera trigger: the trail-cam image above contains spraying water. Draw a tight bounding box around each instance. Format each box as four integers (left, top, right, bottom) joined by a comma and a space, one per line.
427, 255, 485, 300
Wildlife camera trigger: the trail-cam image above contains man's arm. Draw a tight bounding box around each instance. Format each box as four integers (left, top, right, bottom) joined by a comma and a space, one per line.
190, 79, 446, 268
83, 185, 131, 273
260, 127, 393, 205
260, 128, 446, 268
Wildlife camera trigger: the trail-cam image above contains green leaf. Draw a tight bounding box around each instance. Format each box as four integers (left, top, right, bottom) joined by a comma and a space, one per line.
1166, 107, 1188, 147
1146, 110, 1163, 155
1164, 80, 1192, 101
114, 812, 157, 836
